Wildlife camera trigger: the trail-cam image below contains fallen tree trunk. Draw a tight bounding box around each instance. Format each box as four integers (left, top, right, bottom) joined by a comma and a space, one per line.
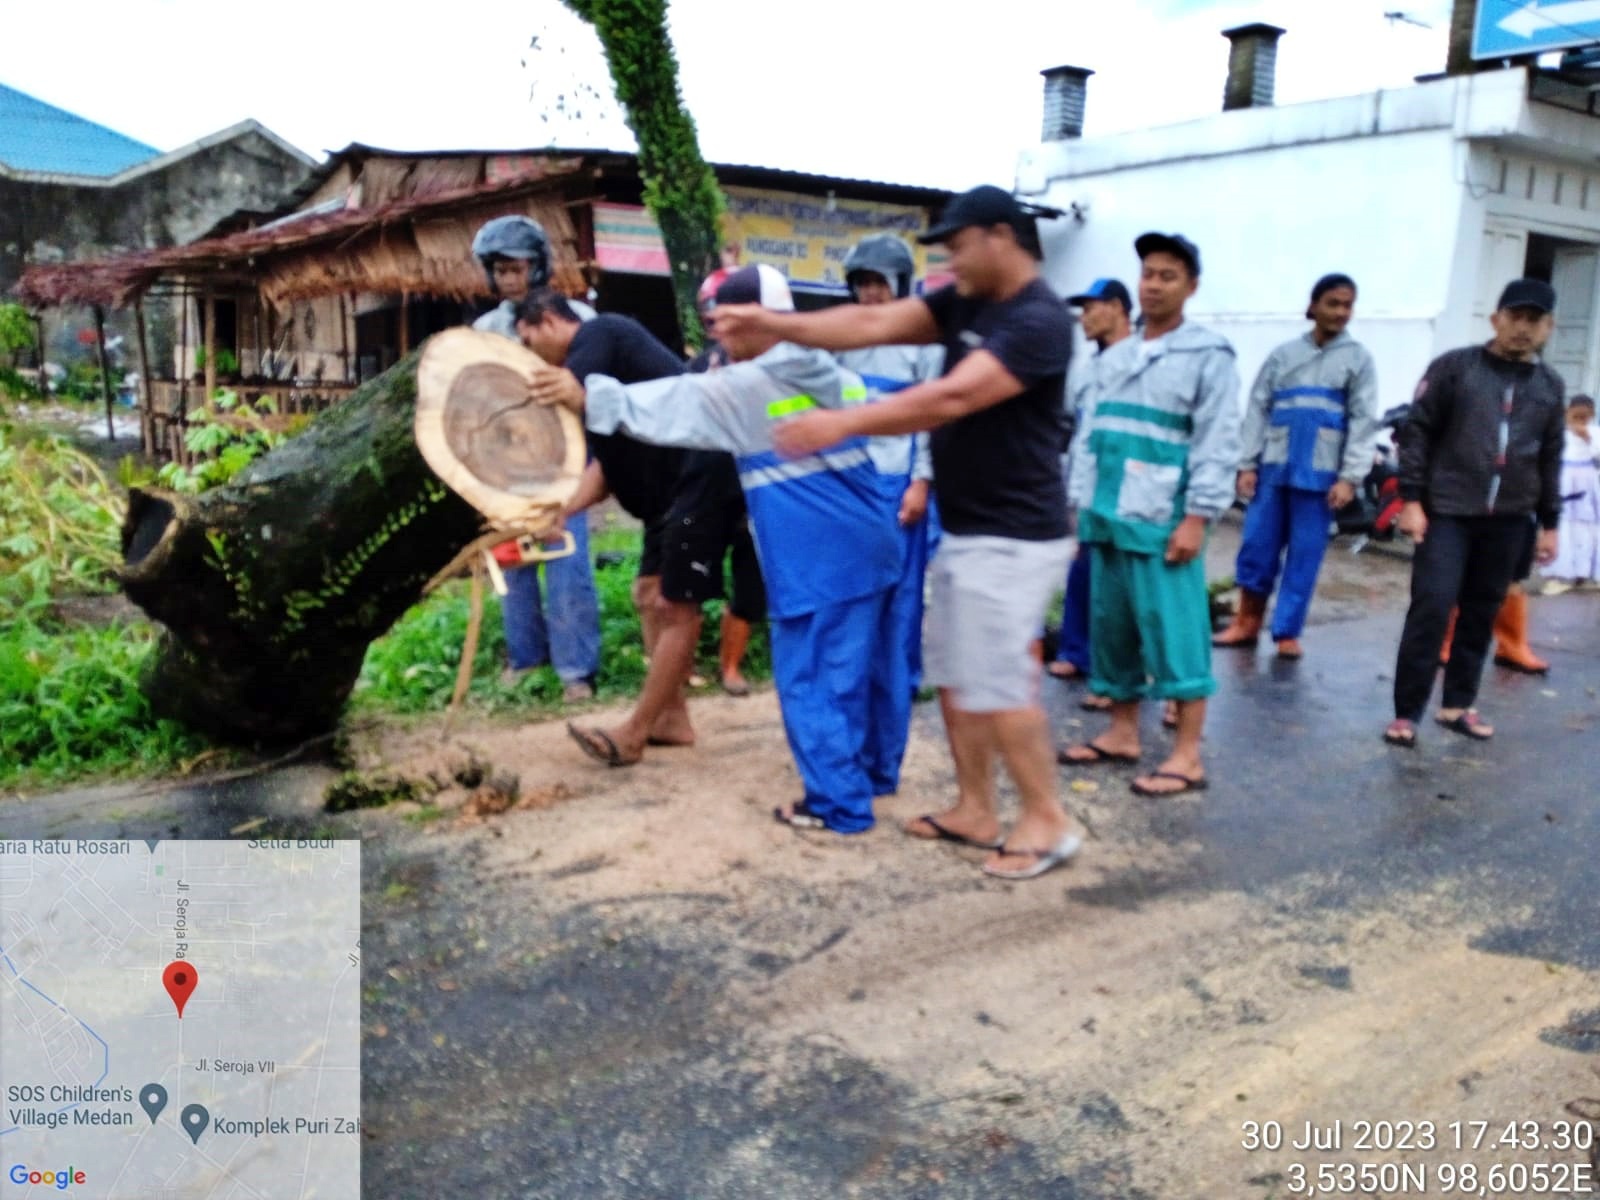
121, 351, 483, 744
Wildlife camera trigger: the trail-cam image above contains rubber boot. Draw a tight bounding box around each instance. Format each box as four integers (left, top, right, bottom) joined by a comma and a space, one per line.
1438, 608, 1457, 666
1213, 589, 1266, 648
719, 611, 753, 695
1492, 589, 1548, 674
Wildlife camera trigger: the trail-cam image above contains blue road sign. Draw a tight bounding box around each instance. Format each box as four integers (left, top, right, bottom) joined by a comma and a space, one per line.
1475, 0, 1600, 58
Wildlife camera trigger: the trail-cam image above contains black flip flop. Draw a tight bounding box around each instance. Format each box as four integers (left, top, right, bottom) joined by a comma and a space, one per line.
1058, 740, 1140, 766
1382, 720, 1418, 748
566, 722, 640, 768
1435, 710, 1493, 740
1130, 770, 1209, 796
1079, 695, 1113, 712
905, 814, 1003, 850
773, 799, 828, 830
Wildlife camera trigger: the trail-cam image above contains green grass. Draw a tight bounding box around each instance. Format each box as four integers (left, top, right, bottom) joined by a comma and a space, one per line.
0, 618, 207, 789
353, 527, 770, 716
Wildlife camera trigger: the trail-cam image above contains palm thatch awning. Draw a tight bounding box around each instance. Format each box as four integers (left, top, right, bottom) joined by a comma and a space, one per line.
14, 161, 594, 310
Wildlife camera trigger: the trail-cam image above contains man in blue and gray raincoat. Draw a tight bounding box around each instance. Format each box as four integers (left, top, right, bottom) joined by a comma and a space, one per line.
1213, 274, 1379, 659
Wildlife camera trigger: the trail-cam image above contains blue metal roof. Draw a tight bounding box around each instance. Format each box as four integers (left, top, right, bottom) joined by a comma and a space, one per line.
0, 83, 158, 177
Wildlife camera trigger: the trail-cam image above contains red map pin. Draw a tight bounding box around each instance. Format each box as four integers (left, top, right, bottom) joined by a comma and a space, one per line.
163, 961, 199, 1018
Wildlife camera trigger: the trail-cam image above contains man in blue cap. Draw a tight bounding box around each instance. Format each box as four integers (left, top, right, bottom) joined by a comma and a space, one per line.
1213, 273, 1379, 659
1050, 278, 1134, 697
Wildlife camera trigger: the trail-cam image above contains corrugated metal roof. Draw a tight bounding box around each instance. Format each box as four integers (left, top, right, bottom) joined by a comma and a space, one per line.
0, 82, 159, 177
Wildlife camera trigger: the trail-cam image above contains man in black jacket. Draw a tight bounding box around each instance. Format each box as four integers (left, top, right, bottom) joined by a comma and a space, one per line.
1384, 278, 1565, 747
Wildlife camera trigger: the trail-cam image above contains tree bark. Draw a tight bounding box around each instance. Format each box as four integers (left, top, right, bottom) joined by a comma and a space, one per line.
563, 0, 724, 348
121, 350, 483, 744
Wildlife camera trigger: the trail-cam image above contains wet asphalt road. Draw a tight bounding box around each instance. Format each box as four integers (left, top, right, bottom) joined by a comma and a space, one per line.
9, 591, 1600, 1197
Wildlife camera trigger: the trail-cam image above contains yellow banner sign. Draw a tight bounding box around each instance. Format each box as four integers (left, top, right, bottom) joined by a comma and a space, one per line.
722, 186, 950, 293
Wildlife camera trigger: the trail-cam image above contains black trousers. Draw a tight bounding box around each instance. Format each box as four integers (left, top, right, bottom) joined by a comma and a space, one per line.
1392, 513, 1533, 722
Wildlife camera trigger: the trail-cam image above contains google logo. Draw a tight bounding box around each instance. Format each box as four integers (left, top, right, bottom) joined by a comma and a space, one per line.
7, 1164, 85, 1189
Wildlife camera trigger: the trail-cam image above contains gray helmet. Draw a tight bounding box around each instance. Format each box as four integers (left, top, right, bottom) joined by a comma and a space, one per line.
843, 234, 915, 299
472, 215, 551, 294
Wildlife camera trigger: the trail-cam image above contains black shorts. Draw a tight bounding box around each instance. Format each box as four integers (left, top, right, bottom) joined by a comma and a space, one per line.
639, 515, 670, 580
639, 500, 766, 619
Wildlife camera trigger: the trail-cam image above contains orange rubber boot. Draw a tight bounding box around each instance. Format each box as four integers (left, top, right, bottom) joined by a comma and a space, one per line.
1492, 589, 1548, 674
1213, 589, 1266, 648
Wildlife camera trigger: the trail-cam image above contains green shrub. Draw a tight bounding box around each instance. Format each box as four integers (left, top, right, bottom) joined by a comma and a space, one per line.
194, 346, 240, 377
0, 425, 124, 622
0, 303, 34, 363
0, 618, 206, 788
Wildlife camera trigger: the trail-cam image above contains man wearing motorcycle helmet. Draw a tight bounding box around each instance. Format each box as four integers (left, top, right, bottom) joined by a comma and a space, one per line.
469, 214, 601, 701
835, 233, 944, 797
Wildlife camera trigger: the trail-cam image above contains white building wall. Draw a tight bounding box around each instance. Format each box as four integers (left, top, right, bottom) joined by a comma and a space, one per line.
1029, 126, 1466, 415
1022, 68, 1600, 415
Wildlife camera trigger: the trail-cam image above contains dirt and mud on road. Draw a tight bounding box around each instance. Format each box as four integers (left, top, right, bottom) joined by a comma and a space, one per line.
16, 528, 1600, 1197
346, 533, 1600, 1198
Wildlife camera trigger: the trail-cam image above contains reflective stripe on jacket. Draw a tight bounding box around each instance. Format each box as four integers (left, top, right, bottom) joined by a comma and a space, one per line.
837, 343, 944, 481
583, 342, 899, 618
1240, 331, 1379, 492
1068, 322, 1241, 556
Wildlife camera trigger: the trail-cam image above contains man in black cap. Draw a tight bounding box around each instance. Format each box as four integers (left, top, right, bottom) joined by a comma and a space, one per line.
1059, 233, 1240, 797
1213, 273, 1378, 659
1383, 278, 1566, 747
711, 184, 1086, 881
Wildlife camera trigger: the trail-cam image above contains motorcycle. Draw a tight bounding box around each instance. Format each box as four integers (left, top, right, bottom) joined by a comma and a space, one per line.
1333, 403, 1411, 551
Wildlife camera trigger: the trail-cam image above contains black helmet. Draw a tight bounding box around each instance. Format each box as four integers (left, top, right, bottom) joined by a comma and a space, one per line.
472, 215, 551, 294
843, 234, 915, 299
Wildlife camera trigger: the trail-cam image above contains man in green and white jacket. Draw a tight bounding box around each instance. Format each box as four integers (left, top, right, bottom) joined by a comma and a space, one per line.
1061, 233, 1240, 796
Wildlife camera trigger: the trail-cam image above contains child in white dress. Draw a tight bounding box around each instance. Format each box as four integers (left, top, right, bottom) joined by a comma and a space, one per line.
1547, 394, 1600, 589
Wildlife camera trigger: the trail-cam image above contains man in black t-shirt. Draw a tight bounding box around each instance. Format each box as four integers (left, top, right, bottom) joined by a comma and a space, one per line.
515, 289, 711, 767
711, 185, 1085, 881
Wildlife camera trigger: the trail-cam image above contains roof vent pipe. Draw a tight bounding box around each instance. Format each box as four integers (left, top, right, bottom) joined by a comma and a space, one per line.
1222, 23, 1285, 110
1040, 65, 1093, 140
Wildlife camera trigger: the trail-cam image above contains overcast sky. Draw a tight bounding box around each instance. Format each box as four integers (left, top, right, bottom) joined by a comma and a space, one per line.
4, 0, 1462, 189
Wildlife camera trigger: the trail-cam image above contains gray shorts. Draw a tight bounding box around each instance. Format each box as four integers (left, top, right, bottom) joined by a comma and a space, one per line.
923, 533, 1073, 713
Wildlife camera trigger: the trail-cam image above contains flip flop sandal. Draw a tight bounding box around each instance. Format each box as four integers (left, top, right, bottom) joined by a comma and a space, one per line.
905, 814, 1003, 850
1078, 695, 1113, 712
773, 799, 829, 830
1130, 770, 1209, 797
1492, 654, 1548, 675
721, 676, 753, 697
1057, 741, 1140, 766
1161, 706, 1179, 730
1382, 719, 1418, 748
566, 722, 641, 768
982, 832, 1084, 880
1047, 662, 1083, 680
1435, 710, 1493, 740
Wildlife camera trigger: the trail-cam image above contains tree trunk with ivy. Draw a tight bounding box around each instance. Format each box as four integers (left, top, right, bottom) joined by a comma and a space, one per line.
121, 351, 483, 744
563, 0, 724, 347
